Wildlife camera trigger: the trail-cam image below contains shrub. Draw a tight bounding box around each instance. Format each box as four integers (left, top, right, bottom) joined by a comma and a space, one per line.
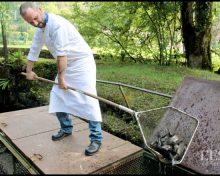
0, 56, 57, 112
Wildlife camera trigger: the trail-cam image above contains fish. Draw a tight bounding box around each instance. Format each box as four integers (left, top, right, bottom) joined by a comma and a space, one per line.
150, 131, 186, 163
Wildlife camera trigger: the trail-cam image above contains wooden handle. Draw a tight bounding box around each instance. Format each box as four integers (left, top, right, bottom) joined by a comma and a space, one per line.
20, 72, 135, 115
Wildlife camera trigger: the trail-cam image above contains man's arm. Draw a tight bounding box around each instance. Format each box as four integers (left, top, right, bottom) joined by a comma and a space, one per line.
26, 60, 37, 80
25, 29, 44, 81
57, 56, 68, 89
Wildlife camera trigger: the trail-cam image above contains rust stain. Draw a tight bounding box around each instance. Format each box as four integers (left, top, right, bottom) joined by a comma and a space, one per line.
30, 153, 43, 162
1, 122, 7, 127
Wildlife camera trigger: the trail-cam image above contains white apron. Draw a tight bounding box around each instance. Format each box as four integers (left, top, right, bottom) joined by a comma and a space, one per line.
27, 13, 102, 122
49, 57, 102, 122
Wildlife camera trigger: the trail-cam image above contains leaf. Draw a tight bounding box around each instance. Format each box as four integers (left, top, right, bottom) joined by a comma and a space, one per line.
0, 78, 10, 90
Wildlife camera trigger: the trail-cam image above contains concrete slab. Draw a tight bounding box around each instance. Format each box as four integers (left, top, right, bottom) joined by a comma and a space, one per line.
0, 106, 84, 140
0, 106, 142, 174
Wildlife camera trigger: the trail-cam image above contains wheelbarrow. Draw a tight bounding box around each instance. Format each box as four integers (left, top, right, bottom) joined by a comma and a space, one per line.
21, 72, 199, 165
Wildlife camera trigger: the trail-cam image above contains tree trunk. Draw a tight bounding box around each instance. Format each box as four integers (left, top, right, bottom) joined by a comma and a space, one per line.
1, 18, 8, 61
181, 2, 212, 70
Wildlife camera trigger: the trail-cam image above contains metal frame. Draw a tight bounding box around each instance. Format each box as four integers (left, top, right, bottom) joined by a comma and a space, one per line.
96, 80, 200, 164
136, 106, 199, 165
0, 131, 41, 174
96, 79, 172, 109
96, 80, 172, 98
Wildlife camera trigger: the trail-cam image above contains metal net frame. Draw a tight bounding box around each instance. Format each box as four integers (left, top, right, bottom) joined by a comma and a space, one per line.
135, 106, 199, 165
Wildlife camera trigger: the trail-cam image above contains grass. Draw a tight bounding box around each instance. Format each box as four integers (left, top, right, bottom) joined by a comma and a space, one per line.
96, 63, 220, 110
94, 62, 220, 146
212, 54, 220, 71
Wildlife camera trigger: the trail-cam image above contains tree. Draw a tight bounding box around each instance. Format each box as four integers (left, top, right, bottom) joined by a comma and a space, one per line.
0, 2, 9, 61
69, 2, 183, 64
70, 2, 141, 62
181, 2, 213, 70
142, 2, 181, 65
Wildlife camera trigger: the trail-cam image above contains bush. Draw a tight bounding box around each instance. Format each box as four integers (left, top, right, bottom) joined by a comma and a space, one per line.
34, 59, 57, 80
0, 56, 57, 112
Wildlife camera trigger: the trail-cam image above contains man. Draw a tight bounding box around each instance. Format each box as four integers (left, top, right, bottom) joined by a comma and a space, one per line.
19, 2, 102, 156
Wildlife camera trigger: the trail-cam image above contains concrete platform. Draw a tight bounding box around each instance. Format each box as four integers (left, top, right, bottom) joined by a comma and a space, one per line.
0, 106, 142, 174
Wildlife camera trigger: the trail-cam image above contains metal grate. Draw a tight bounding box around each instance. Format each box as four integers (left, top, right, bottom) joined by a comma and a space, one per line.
13, 157, 30, 174
94, 150, 196, 175
93, 151, 148, 175
0, 141, 29, 174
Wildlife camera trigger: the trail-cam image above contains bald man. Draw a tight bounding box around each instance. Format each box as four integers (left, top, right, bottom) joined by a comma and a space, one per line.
20, 2, 102, 156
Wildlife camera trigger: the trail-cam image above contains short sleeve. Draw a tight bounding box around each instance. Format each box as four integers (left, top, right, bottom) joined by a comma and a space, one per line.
27, 29, 44, 61
51, 24, 69, 57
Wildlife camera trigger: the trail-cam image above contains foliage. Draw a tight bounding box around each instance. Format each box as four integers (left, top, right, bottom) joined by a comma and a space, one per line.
0, 78, 10, 90
0, 2, 10, 26
0, 56, 56, 112
0, 2, 219, 67
8, 32, 29, 45
143, 2, 182, 65
34, 58, 57, 79
69, 2, 183, 65
10, 49, 26, 60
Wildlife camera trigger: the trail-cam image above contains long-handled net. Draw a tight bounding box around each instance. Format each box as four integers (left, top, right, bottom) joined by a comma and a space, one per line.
21, 73, 199, 165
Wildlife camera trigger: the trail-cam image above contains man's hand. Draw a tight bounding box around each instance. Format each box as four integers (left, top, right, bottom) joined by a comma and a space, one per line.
58, 78, 68, 90
25, 60, 36, 80
26, 71, 37, 80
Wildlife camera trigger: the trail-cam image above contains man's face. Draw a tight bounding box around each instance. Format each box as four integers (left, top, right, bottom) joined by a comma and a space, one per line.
22, 7, 46, 28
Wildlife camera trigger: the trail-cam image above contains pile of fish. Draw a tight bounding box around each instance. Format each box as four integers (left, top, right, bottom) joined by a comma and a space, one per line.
150, 130, 187, 163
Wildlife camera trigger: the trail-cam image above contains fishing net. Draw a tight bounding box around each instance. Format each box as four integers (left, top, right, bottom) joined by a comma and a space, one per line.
136, 106, 199, 164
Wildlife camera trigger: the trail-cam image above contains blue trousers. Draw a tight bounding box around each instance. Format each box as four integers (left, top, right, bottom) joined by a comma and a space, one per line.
56, 112, 102, 143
